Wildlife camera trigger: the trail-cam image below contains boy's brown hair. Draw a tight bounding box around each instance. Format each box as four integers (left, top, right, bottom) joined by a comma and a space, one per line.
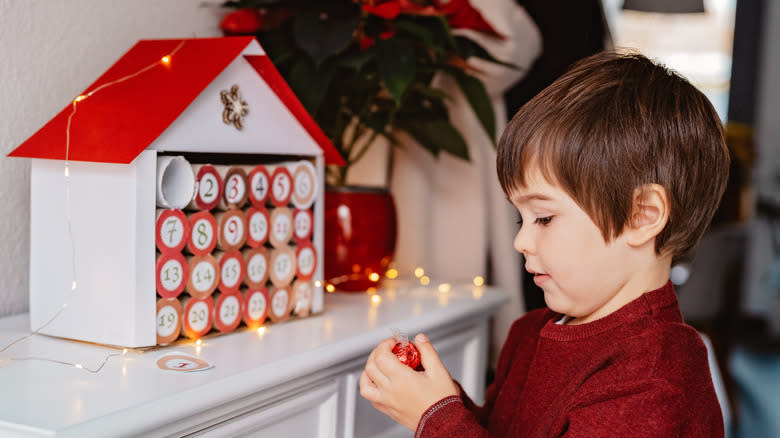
497, 51, 729, 263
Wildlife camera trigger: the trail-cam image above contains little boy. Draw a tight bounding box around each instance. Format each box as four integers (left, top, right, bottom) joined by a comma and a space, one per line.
360, 51, 729, 437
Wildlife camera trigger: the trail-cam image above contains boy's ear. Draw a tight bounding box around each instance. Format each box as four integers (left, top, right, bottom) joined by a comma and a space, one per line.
625, 184, 670, 247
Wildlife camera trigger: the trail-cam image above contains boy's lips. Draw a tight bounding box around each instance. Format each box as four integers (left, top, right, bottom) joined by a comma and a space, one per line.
526, 267, 550, 286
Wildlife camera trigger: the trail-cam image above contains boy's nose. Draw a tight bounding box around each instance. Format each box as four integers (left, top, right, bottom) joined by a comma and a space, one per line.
513, 228, 534, 256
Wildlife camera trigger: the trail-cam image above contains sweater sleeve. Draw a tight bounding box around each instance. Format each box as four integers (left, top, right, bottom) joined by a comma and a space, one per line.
417, 311, 551, 438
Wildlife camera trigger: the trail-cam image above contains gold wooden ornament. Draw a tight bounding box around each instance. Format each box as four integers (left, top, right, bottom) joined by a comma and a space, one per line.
220, 84, 249, 130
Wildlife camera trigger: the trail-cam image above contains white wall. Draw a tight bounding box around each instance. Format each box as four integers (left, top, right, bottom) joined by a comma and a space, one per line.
0, 0, 222, 316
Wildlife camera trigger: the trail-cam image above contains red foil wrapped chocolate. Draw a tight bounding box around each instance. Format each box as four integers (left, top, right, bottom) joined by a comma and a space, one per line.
392, 342, 422, 370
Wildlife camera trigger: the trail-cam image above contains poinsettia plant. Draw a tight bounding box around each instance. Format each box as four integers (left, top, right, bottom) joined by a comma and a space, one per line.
220, 0, 514, 185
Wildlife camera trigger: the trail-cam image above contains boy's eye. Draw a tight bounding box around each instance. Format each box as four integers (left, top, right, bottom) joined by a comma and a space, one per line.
534, 216, 553, 226
516, 218, 523, 228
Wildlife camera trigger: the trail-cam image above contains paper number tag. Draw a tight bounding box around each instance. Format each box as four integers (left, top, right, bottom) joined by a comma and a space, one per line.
192, 218, 215, 251
294, 210, 312, 240
295, 170, 312, 201
274, 252, 293, 280
271, 289, 289, 317
188, 301, 210, 333
272, 172, 291, 204
297, 246, 316, 278
220, 295, 240, 326
247, 253, 267, 283
247, 291, 267, 320
221, 257, 241, 289
198, 172, 220, 206
192, 261, 216, 292
223, 216, 244, 247
160, 259, 184, 291
225, 174, 246, 204
251, 170, 269, 203
157, 305, 179, 338
160, 216, 185, 249
249, 210, 268, 243
272, 213, 291, 244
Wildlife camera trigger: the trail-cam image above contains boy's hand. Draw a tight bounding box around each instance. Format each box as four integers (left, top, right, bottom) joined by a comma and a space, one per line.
359, 333, 459, 431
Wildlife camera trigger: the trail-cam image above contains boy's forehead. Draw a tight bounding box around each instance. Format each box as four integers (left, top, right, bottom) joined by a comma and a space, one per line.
507, 170, 564, 204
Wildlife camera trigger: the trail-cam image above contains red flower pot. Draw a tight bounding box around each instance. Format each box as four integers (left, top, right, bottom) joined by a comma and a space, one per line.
324, 186, 397, 291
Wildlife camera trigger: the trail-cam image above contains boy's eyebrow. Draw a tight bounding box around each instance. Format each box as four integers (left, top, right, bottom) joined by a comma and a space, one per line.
511, 193, 555, 203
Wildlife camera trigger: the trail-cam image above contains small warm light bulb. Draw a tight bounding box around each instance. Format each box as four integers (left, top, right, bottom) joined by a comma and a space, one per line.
195, 339, 202, 346
414, 267, 425, 278
161, 55, 171, 64
420, 275, 430, 286
72, 280, 77, 290
385, 268, 398, 279
122, 348, 128, 355
64, 167, 70, 177
438, 283, 451, 293
74, 364, 83, 369
473, 276, 485, 287
326, 284, 336, 293
257, 326, 266, 336
314, 280, 323, 288
73, 95, 86, 103
371, 294, 382, 305
369, 273, 380, 282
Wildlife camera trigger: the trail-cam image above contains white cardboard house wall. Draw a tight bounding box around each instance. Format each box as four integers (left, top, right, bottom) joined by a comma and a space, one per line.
11, 37, 343, 347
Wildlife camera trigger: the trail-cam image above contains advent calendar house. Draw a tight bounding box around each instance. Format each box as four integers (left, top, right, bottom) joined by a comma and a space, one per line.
9, 37, 343, 347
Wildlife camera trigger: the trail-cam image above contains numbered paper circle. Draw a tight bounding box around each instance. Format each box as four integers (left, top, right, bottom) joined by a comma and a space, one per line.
293, 210, 313, 242
220, 294, 241, 326
270, 167, 293, 206
191, 218, 215, 252
274, 253, 293, 281
188, 301, 210, 333
297, 245, 316, 280
246, 290, 267, 321
249, 167, 270, 205
223, 216, 245, 247
198, 172, 220, 206
248, 209, 269, 246
292, 161, 317, 209
221, 256, 242, 289
270, 288, 290, 320
160, 259, 184, 292
157, 305, 180, 338
192, 261, 216, 293
248, 253, 267, 283
272, 212, 292, 245
156, 210, 188, 253
225, 173, 247, 204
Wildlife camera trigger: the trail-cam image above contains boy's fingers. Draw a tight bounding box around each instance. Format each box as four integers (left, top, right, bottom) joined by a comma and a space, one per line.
359, 370, 380, 402
364, 357, 391, 389
414, 333, 445, 375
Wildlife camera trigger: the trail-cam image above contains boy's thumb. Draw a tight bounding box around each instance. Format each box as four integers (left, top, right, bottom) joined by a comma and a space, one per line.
414, 333, 444, 374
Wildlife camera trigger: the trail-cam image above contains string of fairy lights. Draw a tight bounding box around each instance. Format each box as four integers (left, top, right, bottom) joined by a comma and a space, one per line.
0, 41, 185, 373
0, 39, 490, 374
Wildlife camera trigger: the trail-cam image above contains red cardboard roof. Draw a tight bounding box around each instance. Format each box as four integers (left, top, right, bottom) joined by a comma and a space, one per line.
8, 37, 344, 165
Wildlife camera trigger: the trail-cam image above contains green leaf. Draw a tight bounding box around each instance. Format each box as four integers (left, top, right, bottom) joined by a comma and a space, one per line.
338, 50, 376, 71
449, 70, 496, 142
394, 19, 434, 48
454, 36, 520, 70
286, 56, 336, 115
292, 9, 357, 67
399, 119, 470, 161
376, 38, 416, 106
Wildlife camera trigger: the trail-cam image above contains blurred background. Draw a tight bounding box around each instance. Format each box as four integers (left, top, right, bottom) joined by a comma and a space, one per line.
0, 1, 777, 436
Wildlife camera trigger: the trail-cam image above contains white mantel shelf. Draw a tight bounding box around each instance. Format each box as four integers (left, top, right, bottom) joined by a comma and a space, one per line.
0, 282, 508, 437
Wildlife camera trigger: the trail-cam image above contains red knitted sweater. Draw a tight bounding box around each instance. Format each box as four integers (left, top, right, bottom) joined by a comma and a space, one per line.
416, 282, 724, 437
